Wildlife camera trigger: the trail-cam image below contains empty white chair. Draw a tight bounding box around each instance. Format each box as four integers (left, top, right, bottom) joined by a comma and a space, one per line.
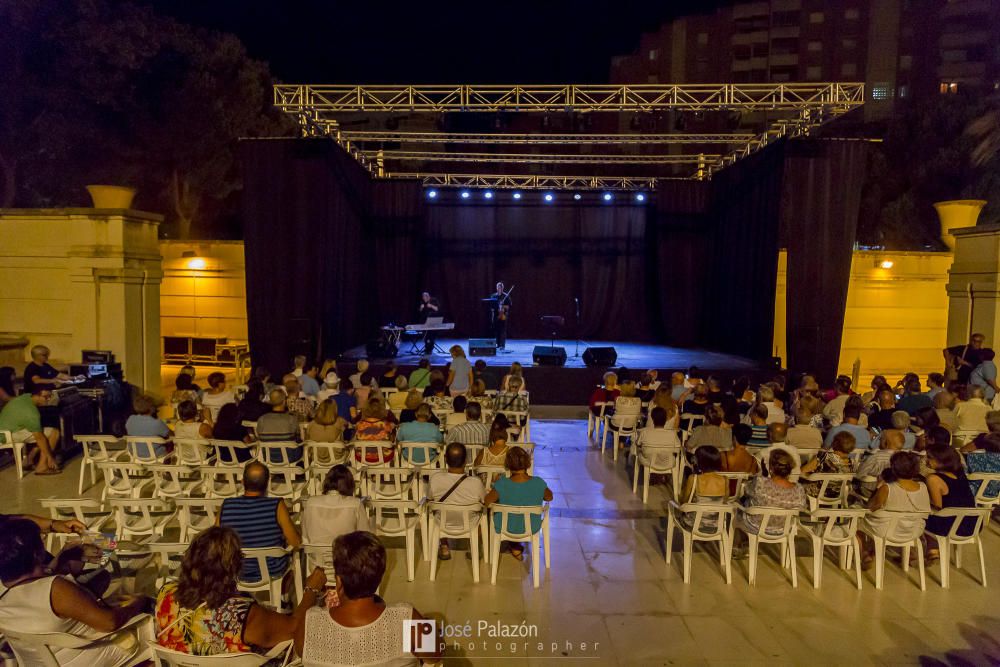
147, 464, 205, 500
426, 501, 488, 583
146, 541, 189, 589
204, 466, 245, 499
0, 429, 26, 480
75, 435, 126, 493
173, 497, 224, 541
666, 500, 735, 584
97, 461, 154, 500
125, 436, 172, 464
107, 498, 177, 542
860, 510, 929, 590
489, 503, 550, 588
632, 444, 683, 503
173, 438, 215, 467
736, 506, 800, 587
365, 467, 418, 501
38, 498, 112, 552
369, 499, 425, 581
929, 506, 991, 588
0, 614, 153, 667
238, 546, 294, 611
601, 414, 638, 462
798, 507, 867, 589
967, 472, 1000, 509
268, 465, 308, 506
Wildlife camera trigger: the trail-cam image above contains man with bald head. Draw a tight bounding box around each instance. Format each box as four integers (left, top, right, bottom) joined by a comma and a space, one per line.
856, 429, 905, 498
218, 461, 301, 582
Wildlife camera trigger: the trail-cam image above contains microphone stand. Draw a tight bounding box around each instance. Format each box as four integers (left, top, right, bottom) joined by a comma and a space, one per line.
573, 296, 581, 358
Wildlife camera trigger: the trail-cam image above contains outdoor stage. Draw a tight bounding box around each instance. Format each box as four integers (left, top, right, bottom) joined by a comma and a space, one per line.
339, 338, 765, 405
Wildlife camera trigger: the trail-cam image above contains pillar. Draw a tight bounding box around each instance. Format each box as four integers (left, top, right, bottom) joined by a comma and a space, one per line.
946, 223, 1000, 348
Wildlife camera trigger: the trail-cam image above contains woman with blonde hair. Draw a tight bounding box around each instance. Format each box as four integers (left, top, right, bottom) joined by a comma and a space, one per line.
501, 361, 527, 393
388, 375, 409, 410
651, 385, 679, 421
307, 399, 348, 443
400, 388, 427, 423
447, 345, 474, 397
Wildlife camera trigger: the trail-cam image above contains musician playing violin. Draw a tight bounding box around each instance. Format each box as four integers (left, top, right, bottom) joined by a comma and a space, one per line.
489, 282, 511, 350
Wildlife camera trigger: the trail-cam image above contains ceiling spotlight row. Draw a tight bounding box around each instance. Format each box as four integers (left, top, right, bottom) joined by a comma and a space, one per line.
427, 189, 647, 203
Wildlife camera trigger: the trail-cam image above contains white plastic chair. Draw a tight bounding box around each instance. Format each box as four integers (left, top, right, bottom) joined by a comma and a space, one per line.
38, 498, 112, 551
297, 542, 335, 573
303, 440, 351, 468
75, 434, 126, 493
601, 414, 638, 462
718, 472, 751, 501
211, 440, 258, 466
350, 440, 396, 474
204, 465, 245, 498
97, 461, 154, 499
108, 498, 177, 541
268, 465, 309, 506
666, 500, 735, 584
798, 507, 867, 589
365, 467, 418, 501
147, 464, 205, 500
928, 506, 991, 588
588, 402, 610, 439
489, 503, 551, 588
632, 444, 683, 503
173, 497, 224, 541
146, 541, 189, 589
173, 438, 215, 467
736, 506, 800, 587
496, 410, 530, 441
474, 465, 508, 494
149, 640, 292, 666
0, 614, 152, 667
967, 472, 1000, 509
398, 442, 443, 475
369, 498, 425, 581
800, 472, 855, 508
679, 413, 705, 444
238, 546, 294, 610
860, 510, 929, 590
427, 501, 488, 583
125, 436, 172, 464
0, 429, 26, 480
258, 441, 303, 466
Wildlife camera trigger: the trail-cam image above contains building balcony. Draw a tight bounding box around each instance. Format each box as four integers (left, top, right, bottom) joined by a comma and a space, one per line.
937, 61, 988, 79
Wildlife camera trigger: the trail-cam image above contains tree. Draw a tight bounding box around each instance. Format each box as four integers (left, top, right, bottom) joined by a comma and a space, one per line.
0, 0, 294, 238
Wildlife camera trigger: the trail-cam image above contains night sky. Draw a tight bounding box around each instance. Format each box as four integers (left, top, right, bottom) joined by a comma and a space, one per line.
153, 0, 735, 84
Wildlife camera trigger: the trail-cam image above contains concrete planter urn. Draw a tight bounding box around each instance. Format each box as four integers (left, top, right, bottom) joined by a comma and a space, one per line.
86, 185, 137, 209
934, 199, 987, 250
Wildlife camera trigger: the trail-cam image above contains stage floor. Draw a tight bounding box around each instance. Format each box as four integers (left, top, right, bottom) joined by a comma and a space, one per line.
342, 337, 761, 372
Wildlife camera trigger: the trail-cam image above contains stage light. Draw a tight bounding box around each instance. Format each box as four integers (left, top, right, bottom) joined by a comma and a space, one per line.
483, 190, 494, 200
603, 193, 613, 202
573, 193, 582, 200
635, 193, 646, 202
544, 193, 554, 203
512, 191, 522, 200
460, 190, 471, 199
879, 259, 894, 270
426, 189, 438, 199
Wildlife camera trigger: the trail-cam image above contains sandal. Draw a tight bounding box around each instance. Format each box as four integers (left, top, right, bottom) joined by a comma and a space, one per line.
509, 546, 524, 561
35, 466, 63, 476
438, 544, 452, 561
926, 549, 940, 563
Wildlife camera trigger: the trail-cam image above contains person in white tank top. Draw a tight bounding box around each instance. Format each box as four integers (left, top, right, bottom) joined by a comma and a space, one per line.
0, 518, 150, 667
295, 531, 438, 667
861, 451, 931, 566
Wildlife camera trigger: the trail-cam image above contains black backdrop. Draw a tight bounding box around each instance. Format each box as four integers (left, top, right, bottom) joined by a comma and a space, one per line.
241, 137, 866, 383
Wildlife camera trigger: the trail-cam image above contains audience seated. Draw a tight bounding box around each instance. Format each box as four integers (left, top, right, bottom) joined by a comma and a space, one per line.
963, 432, 1000, 498
872, 411, 917, 450
0, 518, 152, 665
430, 443, 487, 560
237, 378, 271, 424
298, 363, 321, 398
301, 466, 370, 568
316, 372, 340, 403
354, 398, 397, 463
156, 526, 323, 658
214, 403, 253, 462
685, 404, 731, 451
721, 424, 760, 475
283, 374, 316, 423
174, 399, 213, 440
219, 462, 301, 582
349, 359, 376, 405
801, 431, 856, 500
473, 359, 499, 391
501, 361, 526, 393
446, 395, 468, 429
388, 376, 409, 410
824, 402, 871, 450
171, 372, 200, 407
682, 384, 710, 421
786, 406, 823, 449
201, 372, 236, 423
856, 429, 906, 498
970, 348, 999, 403
923, 445, 977, 561
860, 451, 930, 569
639, 406, 682, 447
870, 390, 899, 431
425, 378, 454, 411
257, 388, 301, 462
446, 400, 491, 446
897, 378, 933, 416
494, 376, 528, 413
398, 388, 423, 423
475, 427, 510, 467
609, 380, 642, 429
678, 446, 727, 530
588, 372, 620, 415
0, 386, 61, 474
398, 404, 443, 464
757, 385, 785, 424
307, 399, 348, 443
295, 531, 438, 666
934, 390, 958, 432
407, 358, 432, 390
746, 404, 770, 446
378, 361, 399, 389
821, 377, 853, 427
333, 378, 359, 424
484, 446, 552, 561
955, 386, 992, 434
734, 450, 806, 554
126, 394, 170, 459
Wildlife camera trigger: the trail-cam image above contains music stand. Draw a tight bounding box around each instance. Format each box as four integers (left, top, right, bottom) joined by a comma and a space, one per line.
539, 315, 565, 348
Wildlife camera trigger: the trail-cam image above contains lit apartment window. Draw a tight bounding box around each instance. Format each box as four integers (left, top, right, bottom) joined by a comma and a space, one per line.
697, 32, 709, 46
899, 55, 912, 70
806, 65, 823, 80
871, 84, 891, 100
841, 63, 857, 77
648, 49, 659, 61
845, 8, 860, 19
939, 81, 959, 94
809, 11, 824, 23
807, 41, 823, 52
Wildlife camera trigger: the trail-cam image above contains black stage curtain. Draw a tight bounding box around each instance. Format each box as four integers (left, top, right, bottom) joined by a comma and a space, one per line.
703, 143, 787, 362
782, 139, 870, 383
240, 138, 422, 373
422, 202, 652, 341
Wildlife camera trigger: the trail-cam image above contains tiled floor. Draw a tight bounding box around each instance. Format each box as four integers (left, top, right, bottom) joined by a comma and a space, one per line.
3, 419, 1000, 665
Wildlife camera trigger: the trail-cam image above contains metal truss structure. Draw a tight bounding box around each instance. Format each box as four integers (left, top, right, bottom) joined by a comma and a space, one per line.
391, 173, 663, 191
274, 82, 864, 186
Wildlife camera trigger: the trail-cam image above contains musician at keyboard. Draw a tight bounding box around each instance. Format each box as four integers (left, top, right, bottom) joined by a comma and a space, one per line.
418, 291, 442, 354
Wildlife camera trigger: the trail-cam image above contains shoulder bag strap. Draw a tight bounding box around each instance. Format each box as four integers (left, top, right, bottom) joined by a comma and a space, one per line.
438, 475, 469, 503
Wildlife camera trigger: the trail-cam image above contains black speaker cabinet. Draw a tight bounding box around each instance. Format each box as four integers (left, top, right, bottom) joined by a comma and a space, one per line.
583, 346, 618, 367
469, 339, 497, 356
532, 345, 567, 367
